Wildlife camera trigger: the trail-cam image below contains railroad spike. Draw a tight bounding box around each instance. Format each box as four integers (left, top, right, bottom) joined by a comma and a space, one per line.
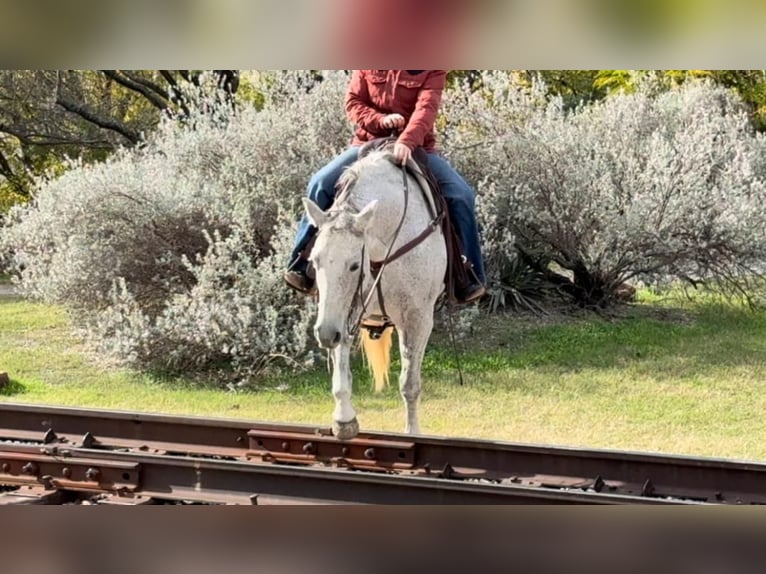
81, 432, 96, 448
591, 475, 605, 493
641, 478, 655, 497
42, 429, 58, 444
438, 463, 455, 479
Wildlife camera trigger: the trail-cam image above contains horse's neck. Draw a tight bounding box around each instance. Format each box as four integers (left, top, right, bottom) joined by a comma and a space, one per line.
350, 170, 430, 261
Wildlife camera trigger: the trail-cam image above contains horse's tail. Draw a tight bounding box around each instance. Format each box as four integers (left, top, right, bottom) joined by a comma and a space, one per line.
360, 327, 393, 392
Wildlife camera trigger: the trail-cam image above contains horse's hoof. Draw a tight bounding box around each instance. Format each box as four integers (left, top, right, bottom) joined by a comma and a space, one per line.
332, 417, 360, 440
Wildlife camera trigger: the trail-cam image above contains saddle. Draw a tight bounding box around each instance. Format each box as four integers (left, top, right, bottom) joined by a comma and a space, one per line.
357, 138, 475, 307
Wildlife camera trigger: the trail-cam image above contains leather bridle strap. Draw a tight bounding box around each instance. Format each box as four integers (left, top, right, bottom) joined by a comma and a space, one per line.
346, 164, 409, 337
369, 215, 442, 276
346, 159, 441, 338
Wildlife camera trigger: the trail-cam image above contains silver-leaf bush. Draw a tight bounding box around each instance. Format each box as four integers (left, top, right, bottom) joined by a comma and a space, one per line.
441, 72, 766, 306
1, 71, 351, 377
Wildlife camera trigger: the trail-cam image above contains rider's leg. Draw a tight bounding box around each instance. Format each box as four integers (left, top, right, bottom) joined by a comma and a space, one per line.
426, 153, 486, 301
285, 146, 359, 293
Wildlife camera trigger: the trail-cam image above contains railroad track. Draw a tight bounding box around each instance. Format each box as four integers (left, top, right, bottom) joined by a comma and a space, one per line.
0, 402, 764, 504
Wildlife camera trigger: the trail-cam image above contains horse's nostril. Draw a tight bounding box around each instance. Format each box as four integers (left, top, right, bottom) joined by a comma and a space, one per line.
333, 331, 341, 345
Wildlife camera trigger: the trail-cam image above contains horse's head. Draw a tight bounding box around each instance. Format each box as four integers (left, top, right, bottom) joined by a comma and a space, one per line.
304, 197, 378, 349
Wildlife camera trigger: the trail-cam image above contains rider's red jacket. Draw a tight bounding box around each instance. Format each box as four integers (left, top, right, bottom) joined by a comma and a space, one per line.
345, 70, 446, 152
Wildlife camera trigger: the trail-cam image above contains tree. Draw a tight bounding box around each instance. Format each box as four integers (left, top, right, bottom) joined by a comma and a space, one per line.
0, 70, 240, 208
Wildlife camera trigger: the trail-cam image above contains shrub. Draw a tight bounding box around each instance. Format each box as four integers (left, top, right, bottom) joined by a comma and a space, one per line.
1, 71, 351, 378
443, 73, 766, 308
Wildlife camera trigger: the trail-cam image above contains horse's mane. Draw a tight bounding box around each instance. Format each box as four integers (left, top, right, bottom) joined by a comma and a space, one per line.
335, 150, 396, 205
323, 150, 402, 235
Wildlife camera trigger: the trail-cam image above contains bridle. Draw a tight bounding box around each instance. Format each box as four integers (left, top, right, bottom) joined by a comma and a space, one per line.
343, 160, 442, 339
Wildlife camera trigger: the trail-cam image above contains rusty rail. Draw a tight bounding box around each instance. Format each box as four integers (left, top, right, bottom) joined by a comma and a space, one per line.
0, 402, 764, 504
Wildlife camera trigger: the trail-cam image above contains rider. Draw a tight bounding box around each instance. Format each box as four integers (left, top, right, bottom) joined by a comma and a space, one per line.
284, 69, 486, 304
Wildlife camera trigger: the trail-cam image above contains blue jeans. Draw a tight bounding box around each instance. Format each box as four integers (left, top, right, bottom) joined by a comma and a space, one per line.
289, 147, 486, 285
426, 153, 486, 284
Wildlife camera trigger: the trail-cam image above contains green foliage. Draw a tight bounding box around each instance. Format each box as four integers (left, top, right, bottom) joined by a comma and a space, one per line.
0, 184, 26, 214
0, 71, 161, 202
593, 70, 641, 93
523, 70, 606, 108
709, 70, 766, 131
235, 72, 267, 111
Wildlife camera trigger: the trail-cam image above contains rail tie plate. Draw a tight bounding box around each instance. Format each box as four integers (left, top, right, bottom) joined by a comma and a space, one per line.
247, 430, 416, 470
0, 451, 140, 494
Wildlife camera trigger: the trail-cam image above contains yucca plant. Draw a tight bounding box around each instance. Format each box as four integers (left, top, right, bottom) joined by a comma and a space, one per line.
487, 252, 550, 313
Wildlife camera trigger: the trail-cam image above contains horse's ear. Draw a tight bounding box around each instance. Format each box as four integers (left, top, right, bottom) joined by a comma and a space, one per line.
304, 198, 328, 228
354, 200, 378, 232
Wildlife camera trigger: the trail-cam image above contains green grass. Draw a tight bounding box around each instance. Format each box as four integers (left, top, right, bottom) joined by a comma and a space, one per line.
2, 290, 766, 462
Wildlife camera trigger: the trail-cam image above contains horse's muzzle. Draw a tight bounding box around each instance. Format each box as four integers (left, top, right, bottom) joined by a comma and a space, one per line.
315, 325, 342, 349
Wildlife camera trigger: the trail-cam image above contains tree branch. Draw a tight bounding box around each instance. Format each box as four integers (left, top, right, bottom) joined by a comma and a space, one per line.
122, 71, 169, 99
101, 70, 169, 111
1, 122, 113, 148
55, 96, 140, 145
159, 70, 178, 87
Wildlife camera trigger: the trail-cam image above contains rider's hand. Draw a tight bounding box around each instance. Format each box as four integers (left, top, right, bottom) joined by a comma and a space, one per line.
380, 113, 405, 130
393, 142, 412, 165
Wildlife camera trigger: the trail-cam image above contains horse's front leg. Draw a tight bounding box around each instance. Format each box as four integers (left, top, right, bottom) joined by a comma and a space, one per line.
397, 312, 433, 435
330, 341, 359, 440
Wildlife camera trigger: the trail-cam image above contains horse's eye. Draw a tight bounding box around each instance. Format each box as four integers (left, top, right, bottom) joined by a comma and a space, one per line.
349, 262, 360, 272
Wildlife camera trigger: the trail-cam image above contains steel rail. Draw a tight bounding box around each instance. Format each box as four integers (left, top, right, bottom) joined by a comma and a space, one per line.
0, 442, 690, 505
0, 402, 765, 504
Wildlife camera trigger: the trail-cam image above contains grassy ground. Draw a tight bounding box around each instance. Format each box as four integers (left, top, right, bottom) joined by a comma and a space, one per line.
2, 287, 766, 462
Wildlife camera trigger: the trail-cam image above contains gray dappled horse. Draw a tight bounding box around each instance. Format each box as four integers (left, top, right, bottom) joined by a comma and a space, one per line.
304, 149, 447, 440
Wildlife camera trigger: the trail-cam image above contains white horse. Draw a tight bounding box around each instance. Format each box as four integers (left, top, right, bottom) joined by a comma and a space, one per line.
304, 149, 447, 440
